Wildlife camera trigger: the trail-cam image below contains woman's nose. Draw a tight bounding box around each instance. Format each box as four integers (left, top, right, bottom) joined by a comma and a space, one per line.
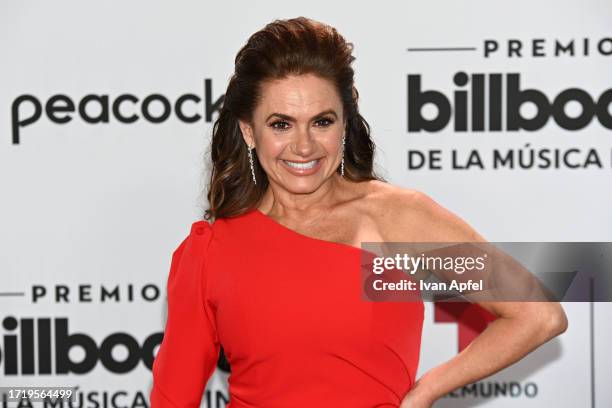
291, 128, 316, 156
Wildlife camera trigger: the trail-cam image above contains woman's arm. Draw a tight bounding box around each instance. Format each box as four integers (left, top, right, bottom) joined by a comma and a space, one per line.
402, 300, 567, 407
150, 222, 220, 408
376, 187, 568, 407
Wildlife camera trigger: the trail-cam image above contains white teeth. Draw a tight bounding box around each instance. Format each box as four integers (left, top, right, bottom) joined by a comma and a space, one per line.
283, 159, 319, 169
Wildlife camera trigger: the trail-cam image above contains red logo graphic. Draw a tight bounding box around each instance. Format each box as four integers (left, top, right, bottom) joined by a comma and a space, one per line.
434, 302, 497, 352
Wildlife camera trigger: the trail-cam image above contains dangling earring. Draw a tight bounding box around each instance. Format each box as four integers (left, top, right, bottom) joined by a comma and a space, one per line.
340, 134, 346, 177
248, 144, 257, 185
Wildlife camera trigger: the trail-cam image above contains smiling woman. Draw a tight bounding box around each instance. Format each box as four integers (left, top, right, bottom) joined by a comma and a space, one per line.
204, 17, 382, 219
150, 16, 568, 408
265, 106, 339, 176
238, 74, 349, 190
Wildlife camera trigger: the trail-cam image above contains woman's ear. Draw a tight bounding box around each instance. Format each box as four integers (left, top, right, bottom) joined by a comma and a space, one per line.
238, 119, 255, 148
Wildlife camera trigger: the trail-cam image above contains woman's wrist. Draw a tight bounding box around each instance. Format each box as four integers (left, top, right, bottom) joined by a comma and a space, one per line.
406, 375, 439, 406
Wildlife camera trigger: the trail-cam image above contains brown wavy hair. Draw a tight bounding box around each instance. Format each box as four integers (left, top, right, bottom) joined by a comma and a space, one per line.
203, 16, 386, 221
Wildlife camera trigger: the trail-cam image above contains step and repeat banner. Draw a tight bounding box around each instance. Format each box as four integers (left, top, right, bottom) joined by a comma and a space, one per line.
1, 1, 610, 407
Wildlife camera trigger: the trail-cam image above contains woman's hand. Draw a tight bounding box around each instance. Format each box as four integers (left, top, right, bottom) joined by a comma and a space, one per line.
399, 379, 435, 408
399, 393, 431, 408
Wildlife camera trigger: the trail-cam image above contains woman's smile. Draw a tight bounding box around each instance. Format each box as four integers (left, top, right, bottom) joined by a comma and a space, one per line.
280, 157, 325, 176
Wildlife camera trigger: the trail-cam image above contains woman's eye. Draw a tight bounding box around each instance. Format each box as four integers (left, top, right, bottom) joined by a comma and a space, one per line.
315, 117, 335, 127
270, 121, 290, 130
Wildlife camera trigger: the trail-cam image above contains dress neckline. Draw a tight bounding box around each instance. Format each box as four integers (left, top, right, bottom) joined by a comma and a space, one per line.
251, 208, 366, 256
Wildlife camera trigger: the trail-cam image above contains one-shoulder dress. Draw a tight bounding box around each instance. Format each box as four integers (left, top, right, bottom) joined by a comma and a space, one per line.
150, 208, 424, 408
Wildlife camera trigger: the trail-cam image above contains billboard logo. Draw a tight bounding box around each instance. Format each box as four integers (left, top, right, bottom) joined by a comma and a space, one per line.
407, 72, 612, 132
1, 316, 161, 375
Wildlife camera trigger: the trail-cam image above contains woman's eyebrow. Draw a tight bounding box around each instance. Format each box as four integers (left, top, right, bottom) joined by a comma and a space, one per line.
265, 109, 338, 122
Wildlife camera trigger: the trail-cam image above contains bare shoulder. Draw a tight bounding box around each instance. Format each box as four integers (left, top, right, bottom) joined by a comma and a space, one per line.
358, 181, 487, 243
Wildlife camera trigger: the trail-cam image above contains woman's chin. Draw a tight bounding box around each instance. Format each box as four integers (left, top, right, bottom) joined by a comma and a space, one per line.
277, 172, 334, 194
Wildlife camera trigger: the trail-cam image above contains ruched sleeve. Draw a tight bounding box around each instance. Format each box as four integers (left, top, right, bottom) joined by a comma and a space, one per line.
150, 221, 219, 408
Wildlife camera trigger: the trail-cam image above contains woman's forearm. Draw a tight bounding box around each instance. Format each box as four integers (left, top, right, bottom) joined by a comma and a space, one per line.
409, 302, 567, 405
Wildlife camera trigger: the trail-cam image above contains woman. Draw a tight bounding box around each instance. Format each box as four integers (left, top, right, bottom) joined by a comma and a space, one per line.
150, 17, 568, 408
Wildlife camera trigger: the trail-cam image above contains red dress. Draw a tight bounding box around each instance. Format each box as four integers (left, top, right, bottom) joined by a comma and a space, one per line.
150, 208, 424, 407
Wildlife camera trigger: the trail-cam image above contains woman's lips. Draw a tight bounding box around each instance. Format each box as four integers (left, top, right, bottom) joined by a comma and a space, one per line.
280, 157, 325, 176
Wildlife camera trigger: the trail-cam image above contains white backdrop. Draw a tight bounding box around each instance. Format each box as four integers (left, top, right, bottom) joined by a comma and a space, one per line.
1, 0, 610, 407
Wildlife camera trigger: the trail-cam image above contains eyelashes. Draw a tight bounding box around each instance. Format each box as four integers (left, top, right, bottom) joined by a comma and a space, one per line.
269, 117, 336, 131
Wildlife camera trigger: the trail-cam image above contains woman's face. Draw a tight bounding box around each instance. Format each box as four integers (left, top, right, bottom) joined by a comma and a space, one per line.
238, 73, 346, 194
